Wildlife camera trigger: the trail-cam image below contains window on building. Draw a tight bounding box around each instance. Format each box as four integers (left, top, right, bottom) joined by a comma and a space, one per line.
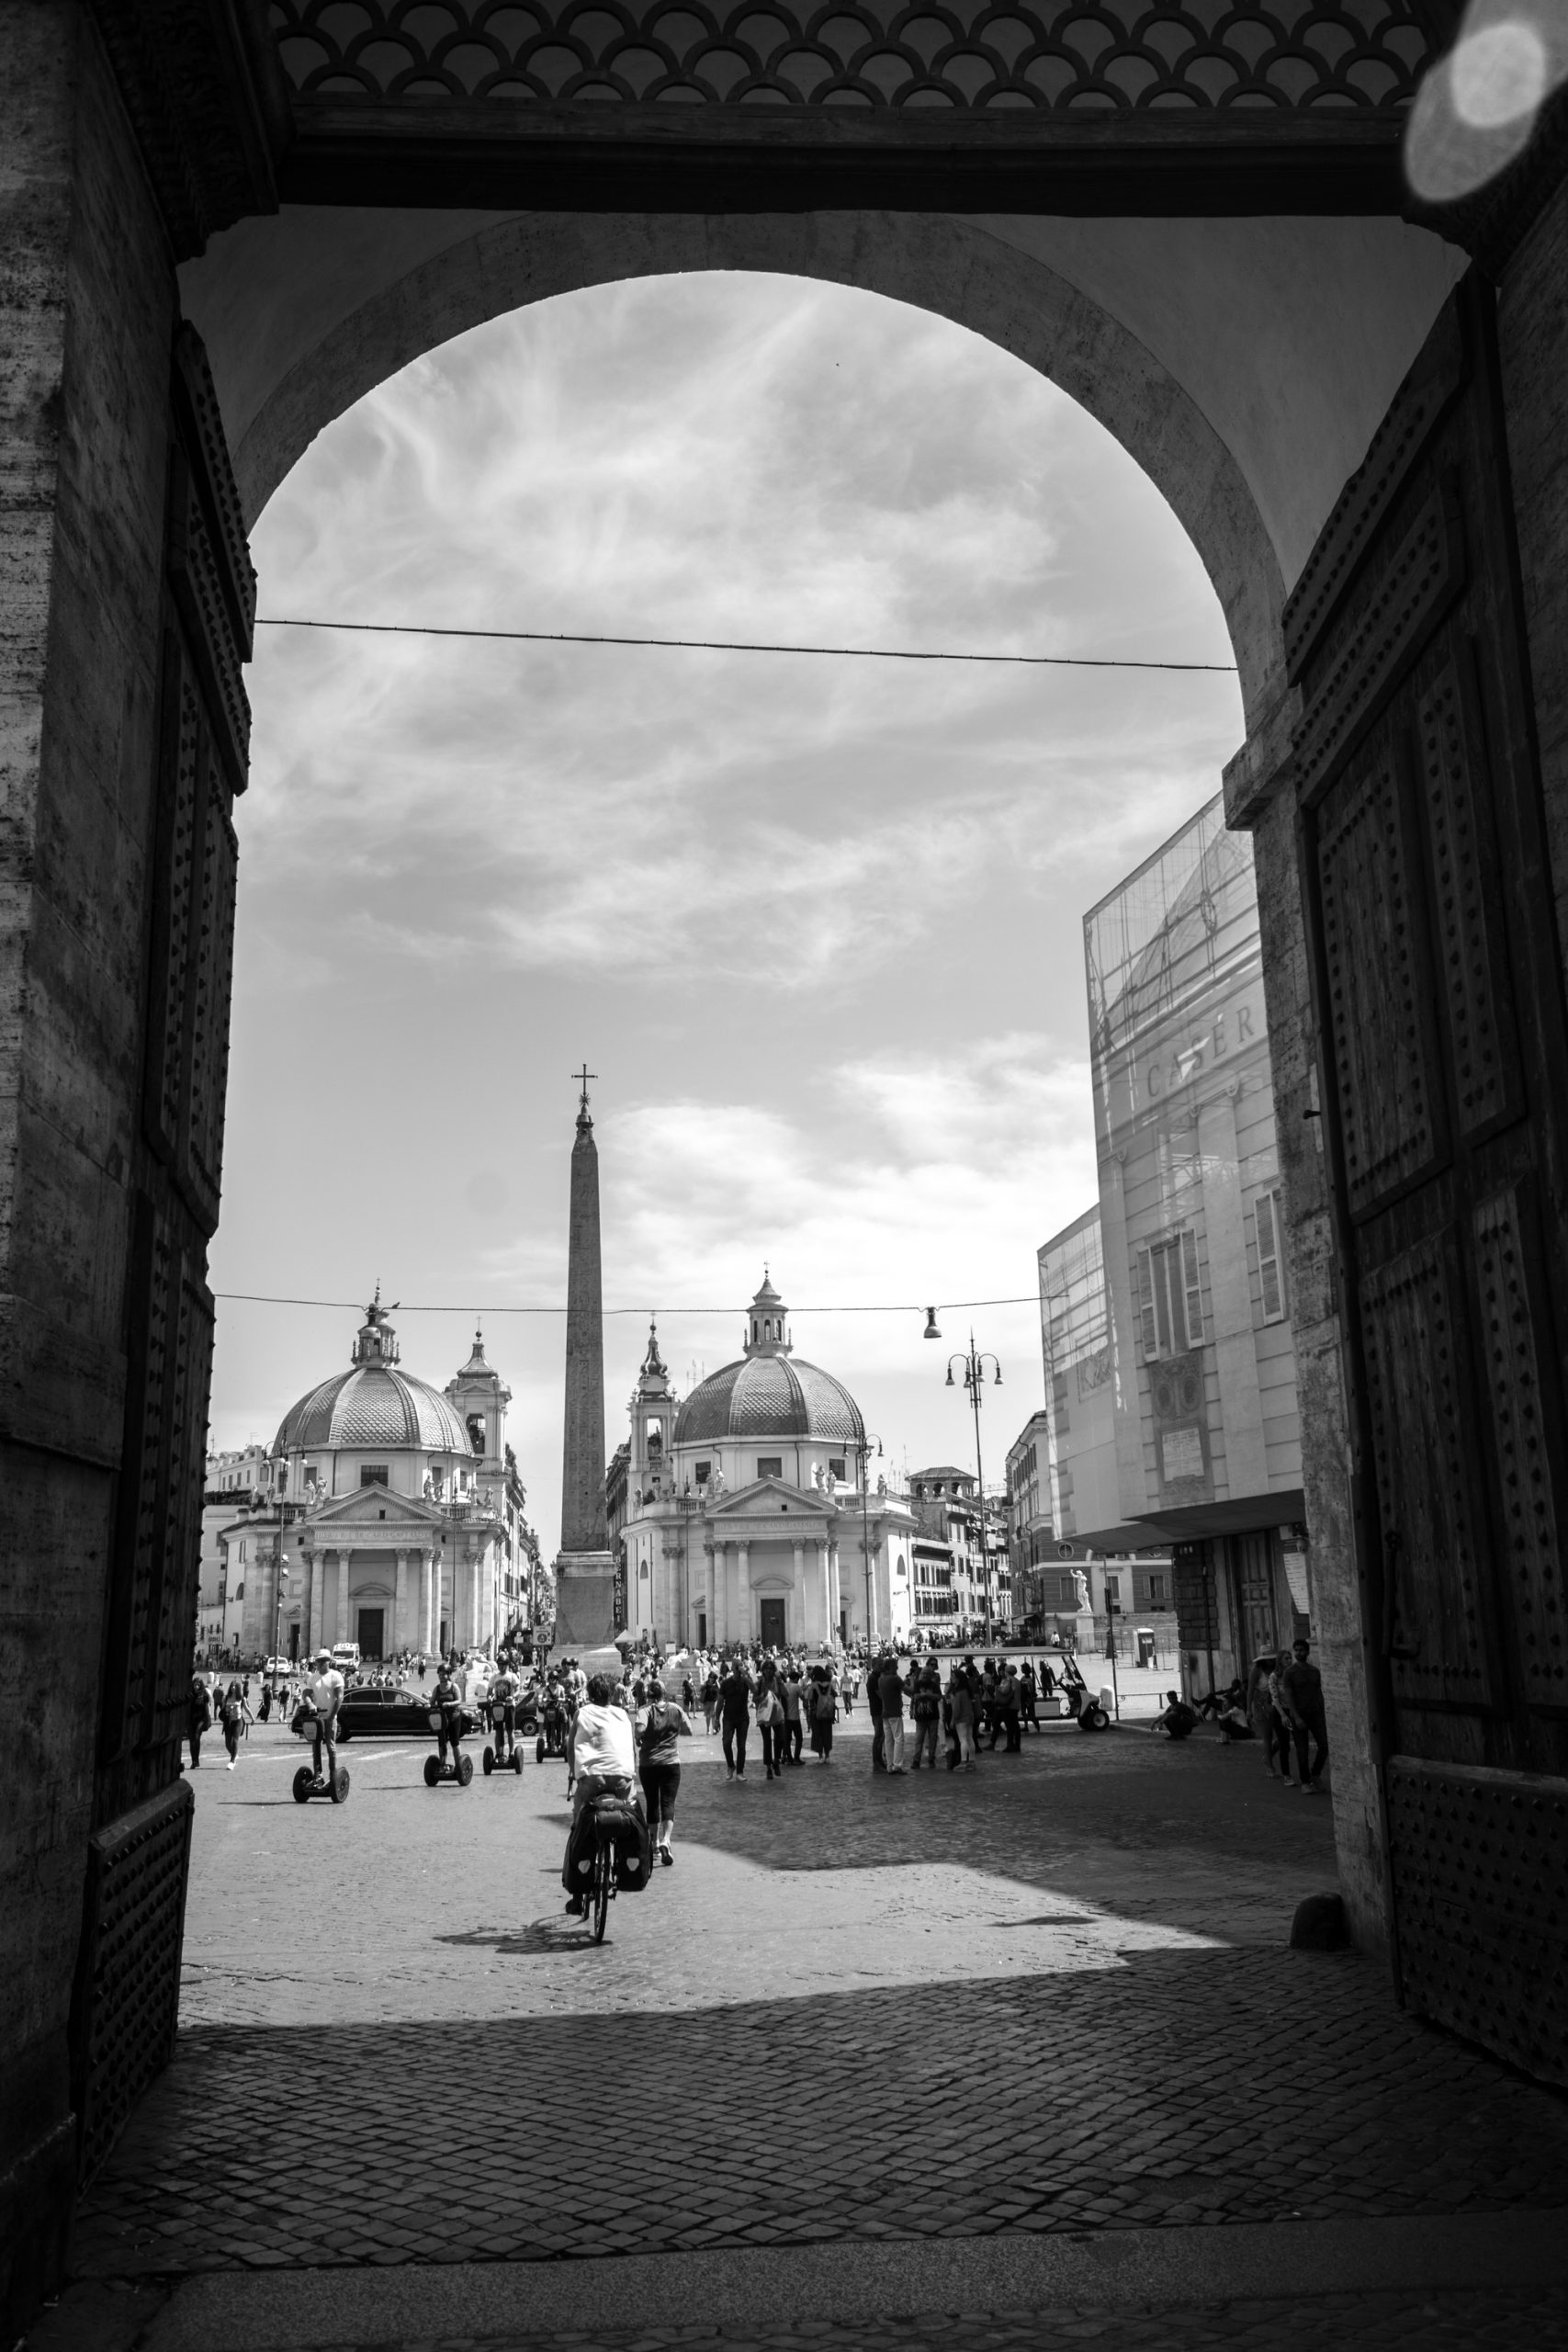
360, 1464, 389, 1487
1145, 1571, 1168, 1605
829, 1457, 846, 1481
695, 1462, 710, 1485
1105, 1574, 1121, 1605
758, 1456, 783, 1479
1136, 1230, 1204, 1359
1254, 1186, 1288, 1322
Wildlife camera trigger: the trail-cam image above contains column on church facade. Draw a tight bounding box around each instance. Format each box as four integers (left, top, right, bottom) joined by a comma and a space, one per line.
828, 1540, 841, 1646
791, 1541, 805, 1645
299, 1554, 316, 1653
711, 1540, 726, 1645
394, 1551, 410, 1652
817, 1537, 831, 1648
336, 1547, 352, 1645
420, 1550, 435, 1652
737, 1541, 751, 1645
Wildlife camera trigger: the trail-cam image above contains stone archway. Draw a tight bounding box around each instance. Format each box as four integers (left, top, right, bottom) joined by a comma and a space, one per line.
9, 4, 1568, 2326
181, 204, 1466, 725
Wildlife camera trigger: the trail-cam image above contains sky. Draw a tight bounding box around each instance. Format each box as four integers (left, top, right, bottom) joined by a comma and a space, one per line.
209, 268, 1245, 1546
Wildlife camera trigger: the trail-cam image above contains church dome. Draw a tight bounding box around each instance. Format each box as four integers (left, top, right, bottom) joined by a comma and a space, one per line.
272, 1292, 472, 1456
672, 1272, 863, 1448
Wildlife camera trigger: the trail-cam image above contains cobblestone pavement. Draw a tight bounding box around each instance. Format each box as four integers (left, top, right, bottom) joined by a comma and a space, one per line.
171, 1715, 1336, 2024
346, 2290, 1568, 2352
74, 1946, 1568, 2273
71, 1717, 1568, 2289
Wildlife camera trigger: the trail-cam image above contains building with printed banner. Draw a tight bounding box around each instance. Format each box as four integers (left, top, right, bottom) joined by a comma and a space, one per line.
1070, 791, 1310, 1698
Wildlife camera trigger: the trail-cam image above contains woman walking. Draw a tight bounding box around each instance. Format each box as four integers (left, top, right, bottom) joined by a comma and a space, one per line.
807, 1667, 837, 1762
1257, 1653, 1293, 1781
637, 1679, 694, 1865
220, 1679, 251, 1770
755, 1662, 785, 1780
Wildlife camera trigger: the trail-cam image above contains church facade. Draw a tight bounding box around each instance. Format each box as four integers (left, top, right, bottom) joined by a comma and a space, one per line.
613, 1277, 916, 1652
221, 1295, 534, 1661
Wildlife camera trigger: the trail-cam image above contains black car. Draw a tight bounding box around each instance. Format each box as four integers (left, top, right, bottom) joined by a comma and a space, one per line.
333, 1686, 477, 1741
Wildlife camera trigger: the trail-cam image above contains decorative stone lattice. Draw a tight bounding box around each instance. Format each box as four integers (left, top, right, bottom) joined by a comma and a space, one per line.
268, 0, 1434, 114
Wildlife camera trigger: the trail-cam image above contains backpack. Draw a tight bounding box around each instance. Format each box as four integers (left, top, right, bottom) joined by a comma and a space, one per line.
592, 1793, 652, 1894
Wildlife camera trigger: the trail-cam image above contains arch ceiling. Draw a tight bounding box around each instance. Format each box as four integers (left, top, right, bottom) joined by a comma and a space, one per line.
108, 1, 1468, 717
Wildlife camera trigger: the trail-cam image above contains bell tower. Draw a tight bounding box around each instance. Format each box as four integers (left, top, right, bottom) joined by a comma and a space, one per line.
446, 1325, 510, 1471
743, 1269, 791, 1359
630, 1321, 676, 1491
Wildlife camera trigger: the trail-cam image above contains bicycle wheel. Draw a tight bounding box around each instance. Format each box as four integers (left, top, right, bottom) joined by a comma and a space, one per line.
592, 1837, 612, 1943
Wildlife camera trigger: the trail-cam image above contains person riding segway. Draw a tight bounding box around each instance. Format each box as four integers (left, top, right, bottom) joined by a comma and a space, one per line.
291, 1650, 349, 1804
424, 1657, 473, 1787
484, 1659, 523, 1777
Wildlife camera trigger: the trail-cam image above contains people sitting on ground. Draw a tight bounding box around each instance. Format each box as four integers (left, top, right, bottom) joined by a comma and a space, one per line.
1195, 1677, 1247, 1721
1152, 1689, 1199, 1739
1215, 1696, 1256, 1742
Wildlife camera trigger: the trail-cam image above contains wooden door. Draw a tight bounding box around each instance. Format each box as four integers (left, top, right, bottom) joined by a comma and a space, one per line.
1232, 1531, 1280, 1670
1291, 275, 1568, 2086
357, 1609, 385, 1660
760, 1597, 786, 1649
73, 326, 252, 2179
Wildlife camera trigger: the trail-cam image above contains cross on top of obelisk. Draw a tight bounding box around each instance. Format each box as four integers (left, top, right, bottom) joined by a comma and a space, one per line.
573, 1063, 597, 1130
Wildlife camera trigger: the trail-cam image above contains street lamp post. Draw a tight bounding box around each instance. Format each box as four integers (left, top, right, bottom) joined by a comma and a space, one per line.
945, 1333, 1003, 1645
857, 1432, 885, 1647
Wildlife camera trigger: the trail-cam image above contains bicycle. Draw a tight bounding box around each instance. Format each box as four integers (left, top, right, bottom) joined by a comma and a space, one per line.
589, 1804, 617, 1943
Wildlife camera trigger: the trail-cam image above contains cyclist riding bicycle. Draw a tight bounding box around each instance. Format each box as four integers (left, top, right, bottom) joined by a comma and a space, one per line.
489, 1659, 519, 1762
432, 1658, 466, 1771
561, 1673, 639, 1916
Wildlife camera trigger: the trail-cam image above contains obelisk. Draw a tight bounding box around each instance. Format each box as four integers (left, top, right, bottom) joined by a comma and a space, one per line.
551, 1068, 617, 1648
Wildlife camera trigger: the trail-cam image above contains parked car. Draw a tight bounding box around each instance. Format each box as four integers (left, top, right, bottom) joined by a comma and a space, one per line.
329, 1686, 477, 1741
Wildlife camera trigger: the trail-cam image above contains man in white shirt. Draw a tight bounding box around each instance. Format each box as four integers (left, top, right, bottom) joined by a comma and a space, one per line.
307, 1652, 344, 1783
563, 1674, 637, 1912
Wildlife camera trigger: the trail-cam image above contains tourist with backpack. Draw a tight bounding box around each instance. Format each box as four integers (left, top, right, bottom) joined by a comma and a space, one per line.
637, 1678, 694, 1865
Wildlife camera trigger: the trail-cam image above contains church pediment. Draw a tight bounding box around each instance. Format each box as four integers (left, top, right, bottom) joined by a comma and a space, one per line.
304, 1485, 448, 1530
705, 1476, 827, 1518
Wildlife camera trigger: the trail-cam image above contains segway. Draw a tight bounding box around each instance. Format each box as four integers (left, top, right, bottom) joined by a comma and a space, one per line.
482, 1724, 524, 1776
536, 1691, 569, 1766
290, 1708, 349, 1803
424, 1708, 473, 1787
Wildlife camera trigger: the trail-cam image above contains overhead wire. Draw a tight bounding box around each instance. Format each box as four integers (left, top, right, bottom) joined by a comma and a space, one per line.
254, 616, 1237, 674
213, 1291, 1041, 1316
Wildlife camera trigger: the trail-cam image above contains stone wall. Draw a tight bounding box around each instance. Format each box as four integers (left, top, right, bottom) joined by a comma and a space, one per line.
0, 4, 175, 2323
1224, 695, 1393, 1958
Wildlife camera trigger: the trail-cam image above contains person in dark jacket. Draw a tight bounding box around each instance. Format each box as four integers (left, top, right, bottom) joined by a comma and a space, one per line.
719, 1658, 753, 1780
866, 1657, 886, 1771
876, 1656, 908, 1773
186, 1675, 212, 1769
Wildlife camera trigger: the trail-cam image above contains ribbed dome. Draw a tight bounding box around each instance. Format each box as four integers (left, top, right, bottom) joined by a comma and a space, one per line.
274, 1364, 472, 1456
674, 1353, 863, 1447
